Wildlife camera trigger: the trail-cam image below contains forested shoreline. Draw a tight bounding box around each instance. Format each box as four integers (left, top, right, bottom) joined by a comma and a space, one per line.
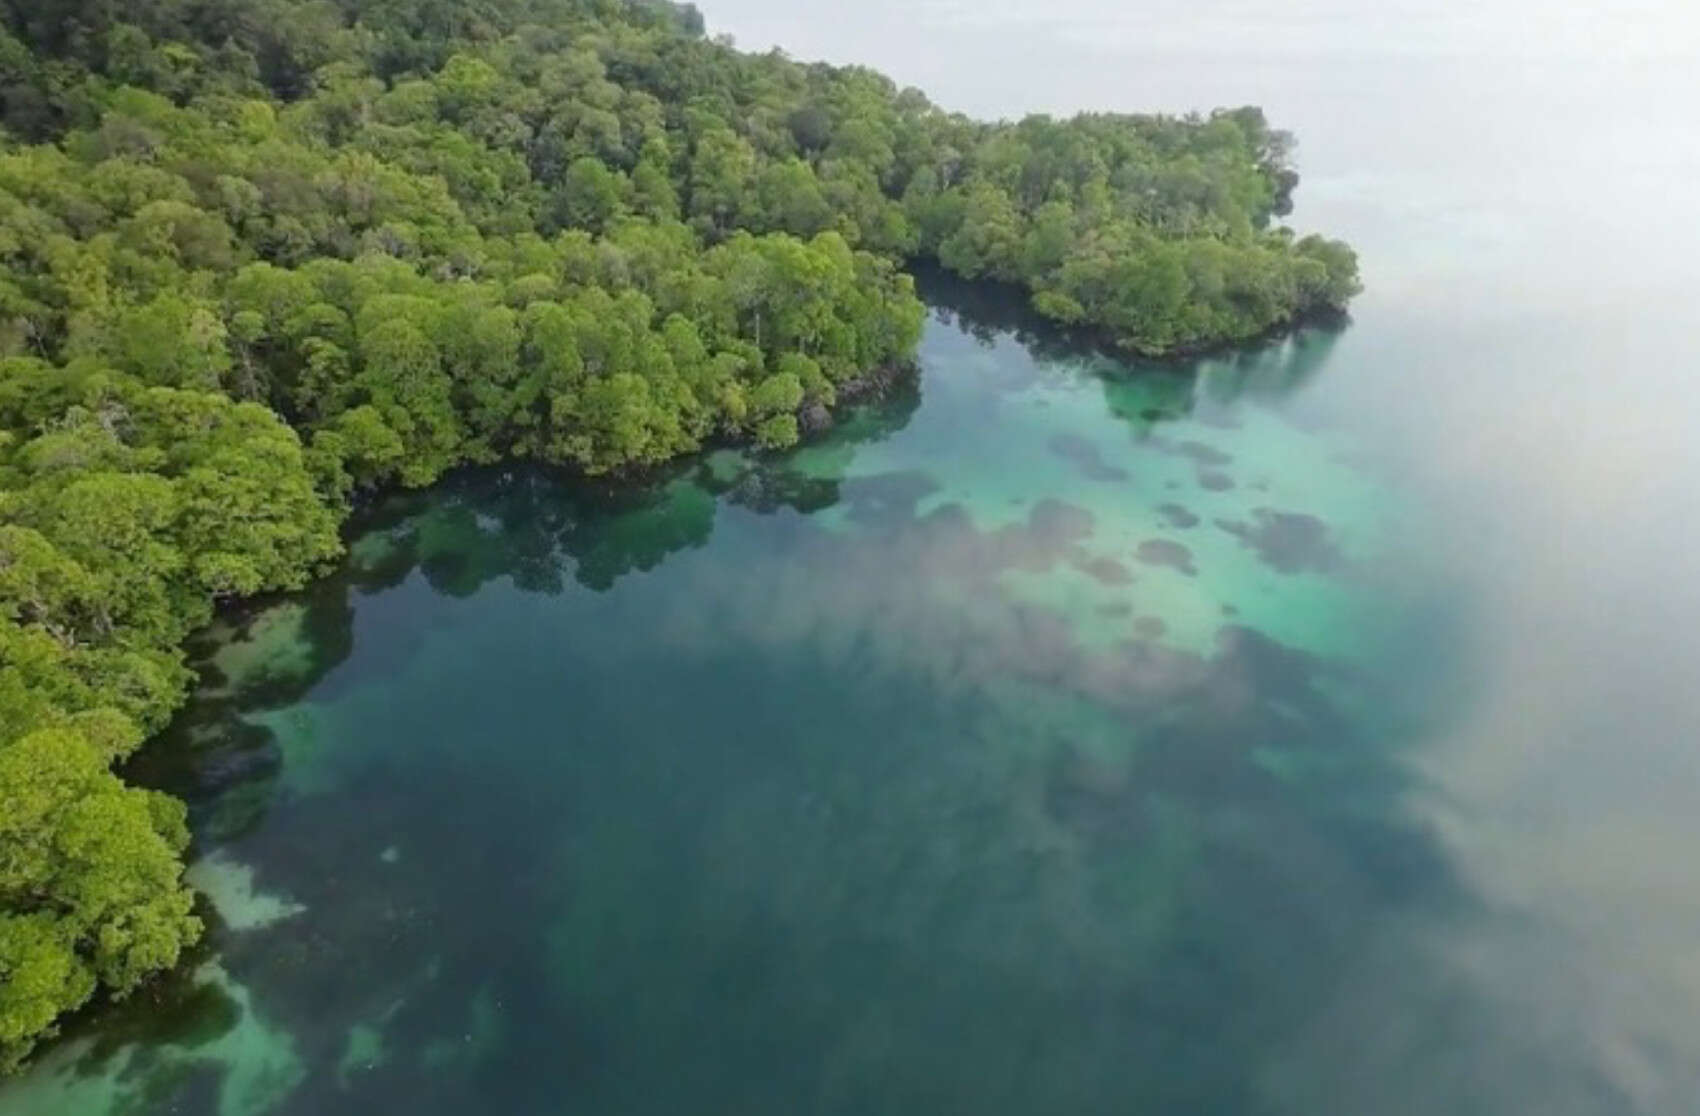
0, 0, 1359, 1069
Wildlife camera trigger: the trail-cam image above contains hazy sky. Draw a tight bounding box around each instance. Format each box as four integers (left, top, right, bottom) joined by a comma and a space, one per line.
704, 0, 1700, 105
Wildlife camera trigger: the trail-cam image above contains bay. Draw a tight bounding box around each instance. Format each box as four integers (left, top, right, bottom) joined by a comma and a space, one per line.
7, 1, 1700, 1113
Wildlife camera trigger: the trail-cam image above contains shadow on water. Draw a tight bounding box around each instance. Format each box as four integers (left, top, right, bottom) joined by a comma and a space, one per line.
911, 258, 1348, 418
127, 375, 927, 843
55, 292, 1494, 1116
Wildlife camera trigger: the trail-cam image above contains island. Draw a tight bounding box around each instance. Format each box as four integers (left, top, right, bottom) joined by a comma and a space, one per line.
0, 0, 1360, 1070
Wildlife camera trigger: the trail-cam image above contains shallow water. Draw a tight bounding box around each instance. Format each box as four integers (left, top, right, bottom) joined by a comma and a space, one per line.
10, 2, 1700, 1113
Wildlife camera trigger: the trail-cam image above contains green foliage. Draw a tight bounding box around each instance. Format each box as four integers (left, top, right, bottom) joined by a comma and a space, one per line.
754, 413, 800, 450
0, 725, 199, 1072
0, 0, 1357, 1067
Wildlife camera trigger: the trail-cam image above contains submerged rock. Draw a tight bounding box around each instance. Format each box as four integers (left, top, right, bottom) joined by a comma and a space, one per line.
798, 401, 833, 434
1133, 616, 1168, 639
834, 361, 912, 405
1216, 509, 1343, 574
1157, 503, 1200, 529
1074, 555, 1134, 586
1135, 538, 1198, 576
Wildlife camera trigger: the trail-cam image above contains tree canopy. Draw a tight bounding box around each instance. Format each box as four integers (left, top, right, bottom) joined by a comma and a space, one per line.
0, 0, 1359, 1068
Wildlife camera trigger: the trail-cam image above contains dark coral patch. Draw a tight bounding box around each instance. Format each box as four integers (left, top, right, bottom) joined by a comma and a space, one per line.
1132, 616, 1168, 639
1216, 509, 1342, 574
1047, 432, 1130, 482
1157, 503, 1200, 529
878, 497, 1100, 584
1135, 538, 1197, 577
1197, 470, 1234, 492
1097, 602, 1135, 618
1074, 555, 1133, 586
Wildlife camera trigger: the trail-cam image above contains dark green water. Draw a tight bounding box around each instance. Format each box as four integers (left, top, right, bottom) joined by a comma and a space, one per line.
11, 4, 1700, 1114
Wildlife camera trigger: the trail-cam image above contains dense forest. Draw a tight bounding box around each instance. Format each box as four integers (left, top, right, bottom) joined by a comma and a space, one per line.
0, 0, 1359, 1069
